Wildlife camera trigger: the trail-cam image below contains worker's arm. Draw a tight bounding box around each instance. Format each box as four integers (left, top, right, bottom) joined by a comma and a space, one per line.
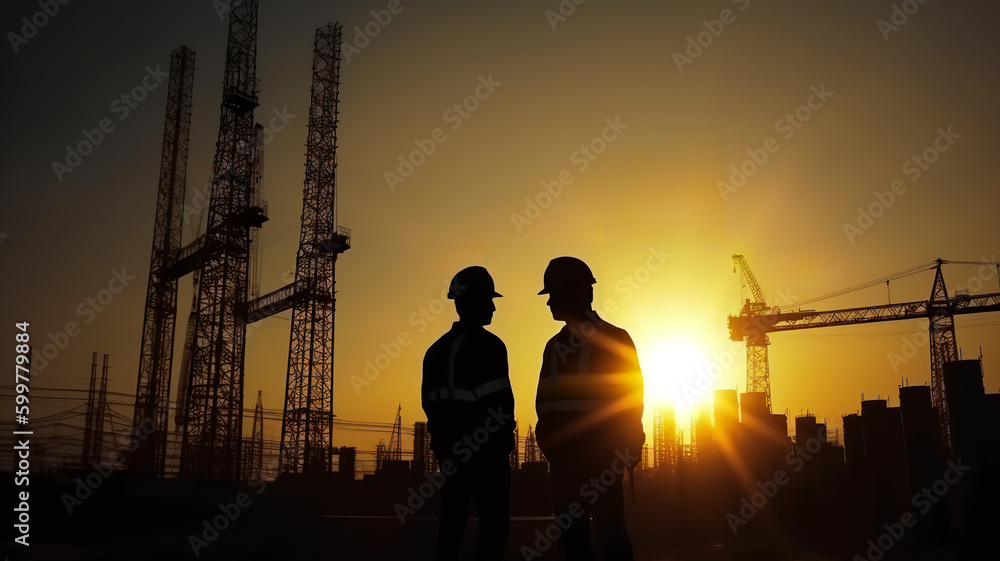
421, 347, 443, 450
533, 338, 554, 454
478, 336, 515, 454
619, 332, 646, 458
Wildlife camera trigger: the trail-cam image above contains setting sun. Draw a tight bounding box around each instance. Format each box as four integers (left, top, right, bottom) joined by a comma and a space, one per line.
638, 338, 711, 409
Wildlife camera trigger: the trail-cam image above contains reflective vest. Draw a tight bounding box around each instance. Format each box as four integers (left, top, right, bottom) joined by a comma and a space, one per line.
422, 322, 515, 455
534, 313, 644, 456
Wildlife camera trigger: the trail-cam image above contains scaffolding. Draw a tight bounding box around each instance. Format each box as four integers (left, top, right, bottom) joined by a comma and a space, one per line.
524, 424, 539, 463
653, 405, 678, 473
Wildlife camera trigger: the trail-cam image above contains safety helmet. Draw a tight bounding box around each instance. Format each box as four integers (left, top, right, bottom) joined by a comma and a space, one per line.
538, 256, 596, 295
447, 266, 502, 300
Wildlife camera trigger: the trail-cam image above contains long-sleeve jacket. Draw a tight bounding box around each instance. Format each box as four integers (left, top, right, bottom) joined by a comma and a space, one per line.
422, 321, 515, 461
534, 311, 645, 465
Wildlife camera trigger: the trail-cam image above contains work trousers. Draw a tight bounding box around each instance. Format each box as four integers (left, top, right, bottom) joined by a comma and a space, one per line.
435, 452, 511, 561
548, 457, 634, 561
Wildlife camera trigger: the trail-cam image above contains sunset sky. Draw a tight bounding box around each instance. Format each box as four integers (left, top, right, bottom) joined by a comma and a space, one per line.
2, 0, 998, 457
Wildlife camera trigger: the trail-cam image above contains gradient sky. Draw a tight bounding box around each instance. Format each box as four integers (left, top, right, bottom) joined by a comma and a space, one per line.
2, 0, 998, 456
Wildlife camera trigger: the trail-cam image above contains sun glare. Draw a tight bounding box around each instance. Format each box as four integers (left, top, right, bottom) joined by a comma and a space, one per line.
639, 339, 711, 408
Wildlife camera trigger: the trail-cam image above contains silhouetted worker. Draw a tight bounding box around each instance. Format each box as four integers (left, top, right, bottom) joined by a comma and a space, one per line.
535, 256, 645, 561
422, 266, 516, 561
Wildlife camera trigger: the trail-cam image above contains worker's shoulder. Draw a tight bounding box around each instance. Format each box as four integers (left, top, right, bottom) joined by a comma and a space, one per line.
596, 318, 636, 347
424, 329, 457, 361
468, 327, 507, 352
542, 329, 564, 349
425, 325, 505, 356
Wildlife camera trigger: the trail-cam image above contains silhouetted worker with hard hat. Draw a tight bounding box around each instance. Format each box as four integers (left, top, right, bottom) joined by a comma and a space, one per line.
534, 256, 645, 561
422, 266, 515, 561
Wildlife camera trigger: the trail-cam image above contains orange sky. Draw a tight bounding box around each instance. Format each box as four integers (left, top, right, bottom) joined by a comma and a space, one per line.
2, 0, 998, 457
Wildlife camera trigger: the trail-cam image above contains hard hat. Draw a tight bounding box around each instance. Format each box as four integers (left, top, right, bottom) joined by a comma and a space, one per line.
447, 266, 502, 299
538, 256, 596, 295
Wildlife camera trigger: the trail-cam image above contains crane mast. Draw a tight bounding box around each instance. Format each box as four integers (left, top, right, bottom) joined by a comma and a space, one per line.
732, 254, 773, 411
130, 46, 196, 477
279, 22, 351, 474
180, 0, 264, 480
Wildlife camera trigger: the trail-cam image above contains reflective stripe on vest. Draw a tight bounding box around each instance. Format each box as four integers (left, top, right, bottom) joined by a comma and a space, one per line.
424, 332, 505, 404
474, 378, 510, 399
539, 336, 602, 413
538, 373, 621, 391
537, 399, 605, 413
423, 388, 477, 403
447, 333, 466, 400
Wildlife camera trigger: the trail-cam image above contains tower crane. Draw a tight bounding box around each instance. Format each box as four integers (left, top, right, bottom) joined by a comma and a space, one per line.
130, 7, 351, 480
130, 46, 196, 477
387, 403, 402, 462
732, 255, 775, 411
728, 258, 1000, 444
